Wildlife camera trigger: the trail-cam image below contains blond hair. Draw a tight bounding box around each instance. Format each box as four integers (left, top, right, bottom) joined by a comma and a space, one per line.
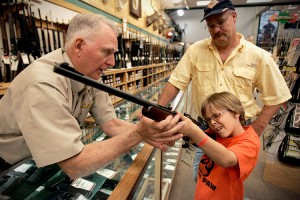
201, 92, 246, 125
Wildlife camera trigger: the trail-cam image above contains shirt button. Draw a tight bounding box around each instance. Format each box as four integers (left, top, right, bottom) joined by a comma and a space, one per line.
220, 83, 222, 86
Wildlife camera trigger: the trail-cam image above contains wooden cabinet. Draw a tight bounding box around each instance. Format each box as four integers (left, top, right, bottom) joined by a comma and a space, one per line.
102, 62, 177, 104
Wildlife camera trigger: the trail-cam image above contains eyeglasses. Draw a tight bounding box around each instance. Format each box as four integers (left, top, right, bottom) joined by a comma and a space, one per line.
206, 11, 232, 30
204, 110, 228, 125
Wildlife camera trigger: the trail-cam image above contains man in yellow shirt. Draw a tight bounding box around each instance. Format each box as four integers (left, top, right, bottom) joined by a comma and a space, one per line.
158, 0, 291, 182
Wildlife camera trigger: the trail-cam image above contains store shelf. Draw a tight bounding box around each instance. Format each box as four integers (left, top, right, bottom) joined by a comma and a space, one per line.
103, 63, 177, 104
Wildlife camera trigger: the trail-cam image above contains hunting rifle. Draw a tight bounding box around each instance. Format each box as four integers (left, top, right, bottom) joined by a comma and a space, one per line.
53, 63, 201, 147
53, 62, 179, 121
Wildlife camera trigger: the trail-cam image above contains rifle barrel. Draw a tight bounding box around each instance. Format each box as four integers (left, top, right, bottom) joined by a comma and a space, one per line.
53, 63, 159, 109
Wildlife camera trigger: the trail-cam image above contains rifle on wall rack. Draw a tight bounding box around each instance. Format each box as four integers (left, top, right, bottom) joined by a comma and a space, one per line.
45, 15, 52, 53
29, 3, 41, 59
8, 0, 19, 81
17, 0, 30, 62
0, 16, 7, 82
38, 8, 47, 55
56, 18, 61, 48
49, 11, 57, 50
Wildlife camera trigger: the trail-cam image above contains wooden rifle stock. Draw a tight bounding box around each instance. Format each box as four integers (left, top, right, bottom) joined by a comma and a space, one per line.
53, 63, 176, 121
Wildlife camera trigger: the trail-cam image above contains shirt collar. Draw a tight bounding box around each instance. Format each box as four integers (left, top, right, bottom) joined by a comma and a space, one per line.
62, 49, 89, 94
236, 33, 246, 53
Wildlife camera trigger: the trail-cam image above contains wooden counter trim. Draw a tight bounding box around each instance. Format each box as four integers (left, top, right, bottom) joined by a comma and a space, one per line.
108, 144, 156, 200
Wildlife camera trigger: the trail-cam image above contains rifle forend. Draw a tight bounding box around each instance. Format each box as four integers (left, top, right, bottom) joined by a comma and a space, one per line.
53, 62, 177, 122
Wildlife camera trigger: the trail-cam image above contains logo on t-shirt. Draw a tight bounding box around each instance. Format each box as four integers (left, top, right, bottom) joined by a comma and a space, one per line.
198, 155, 217, 191
199, 156, 214, 177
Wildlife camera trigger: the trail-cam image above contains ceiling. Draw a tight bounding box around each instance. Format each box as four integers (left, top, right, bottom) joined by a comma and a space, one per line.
162, 0, 300, 12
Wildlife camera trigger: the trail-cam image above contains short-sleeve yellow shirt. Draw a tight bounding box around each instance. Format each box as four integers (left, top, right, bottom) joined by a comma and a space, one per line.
169, 33, 291, 119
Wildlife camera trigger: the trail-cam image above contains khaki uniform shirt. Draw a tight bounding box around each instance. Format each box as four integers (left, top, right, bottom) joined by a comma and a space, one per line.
169, 33, 291, 119
0, 49, 116, 167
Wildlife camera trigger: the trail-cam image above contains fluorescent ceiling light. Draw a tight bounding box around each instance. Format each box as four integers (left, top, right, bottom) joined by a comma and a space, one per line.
246, 0, 273, 3
177, 9, 184, 16
196, 1, 211, 6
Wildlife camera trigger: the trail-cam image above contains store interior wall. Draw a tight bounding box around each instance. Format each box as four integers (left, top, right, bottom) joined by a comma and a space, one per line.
170, 7, 258, 44
2, 1, 298, 57
29, 1, 78, 23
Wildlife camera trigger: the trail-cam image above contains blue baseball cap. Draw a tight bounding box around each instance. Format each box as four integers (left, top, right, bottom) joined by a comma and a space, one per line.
201, 0, 235, 22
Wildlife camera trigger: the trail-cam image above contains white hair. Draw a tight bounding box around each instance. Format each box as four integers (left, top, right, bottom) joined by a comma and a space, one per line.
65, 13, 118, 48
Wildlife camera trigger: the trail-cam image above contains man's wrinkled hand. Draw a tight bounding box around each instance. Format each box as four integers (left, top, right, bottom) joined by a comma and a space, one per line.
135, 113, 185, 151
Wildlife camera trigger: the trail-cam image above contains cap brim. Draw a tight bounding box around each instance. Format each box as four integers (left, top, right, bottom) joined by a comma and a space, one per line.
201, 8, 229, 22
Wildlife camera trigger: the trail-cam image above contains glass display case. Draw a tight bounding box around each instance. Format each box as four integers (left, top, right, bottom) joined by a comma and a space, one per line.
0, 80, 183, 200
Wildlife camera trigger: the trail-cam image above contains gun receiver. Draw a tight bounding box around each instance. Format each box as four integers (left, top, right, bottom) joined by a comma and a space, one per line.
53, 63, 176, 121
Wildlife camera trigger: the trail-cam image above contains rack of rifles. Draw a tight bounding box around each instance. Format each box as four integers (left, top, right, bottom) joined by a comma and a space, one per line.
0, 0, 66, 83
0, 1, 182, 83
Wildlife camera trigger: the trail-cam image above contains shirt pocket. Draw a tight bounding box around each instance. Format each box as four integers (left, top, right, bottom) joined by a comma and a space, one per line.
233, 67, 255, 88
231, 67, 256, 105
192, 64, 215, 95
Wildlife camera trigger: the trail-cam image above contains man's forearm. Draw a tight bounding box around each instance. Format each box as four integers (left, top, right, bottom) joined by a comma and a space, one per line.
59, 130, 142, 179
157, 82, 180, 106
251, 103, 283, 136
101, 118, 134, 137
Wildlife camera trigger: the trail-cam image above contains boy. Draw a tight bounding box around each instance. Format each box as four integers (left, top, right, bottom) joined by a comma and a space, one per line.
179, 92, 260, 199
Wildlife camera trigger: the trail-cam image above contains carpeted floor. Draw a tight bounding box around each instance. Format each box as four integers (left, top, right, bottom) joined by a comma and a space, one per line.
168, 136, 300, 200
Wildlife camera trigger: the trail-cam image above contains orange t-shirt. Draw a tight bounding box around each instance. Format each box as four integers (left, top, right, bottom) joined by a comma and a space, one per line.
194, 126, 260, 200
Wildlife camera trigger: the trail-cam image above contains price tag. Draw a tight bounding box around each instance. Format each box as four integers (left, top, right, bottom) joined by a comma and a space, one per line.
14, 163, 33, 173
74, 194, 88, 200
164, 164, 175, 171
126, 61, 132, 68
100, 188, 113, 195
2, 55, 10, 64
35, 186, 45, 192
131, 153, 137, 160
180, 144, 196, 167
165, 152, 178, 156
10, 56, 19, 71
166, 158, 177, 164
96, 168, 117, 179
71, 178, 95, 191
21, 53, 30, 64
